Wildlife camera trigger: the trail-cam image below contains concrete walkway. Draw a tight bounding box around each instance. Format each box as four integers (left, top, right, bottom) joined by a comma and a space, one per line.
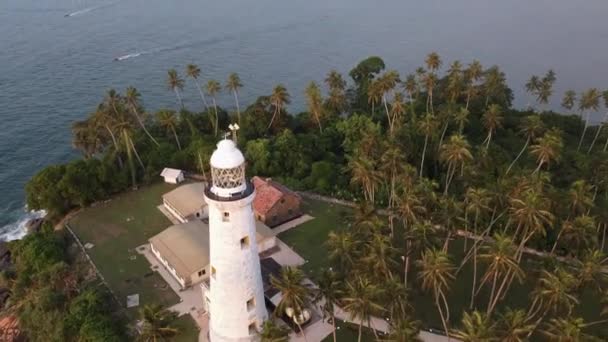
271, 239, 306, 266
271, 214, 315, 234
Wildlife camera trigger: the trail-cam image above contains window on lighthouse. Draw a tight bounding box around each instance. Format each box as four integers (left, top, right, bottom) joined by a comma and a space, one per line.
248, 322, 257, 335
240, 236, 250, 249
222, 212, 230, 222
246, 297, 255, 311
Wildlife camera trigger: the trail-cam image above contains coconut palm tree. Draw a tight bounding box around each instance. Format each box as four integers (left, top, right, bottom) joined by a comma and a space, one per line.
305, 81, 324, 132
568, 179, 595, 216
137, 304, 179, 342
561, 90, 577, 112
425, 52, 442, 73
541, 316, 595, 342
166, 69, 185, 110
496, 308, 535, 342
389, 92, 407, 134
446, 60, 463, 104
362, 233, 398, 280
418, 113, 439, 177
464, 187, 492, 308
376, 70, 400, 128
346, 154, 381, 204
226, 72, 243, 124
268, 84, 291, 130
326, 230, 358, 273
325, 70, 347, 115
404, 74, 418, 102
482, 104, 503, 149
258, 320, 289, 342
528, 268, 579, 320
454, 107, 470, 134
577, 88, 601, 151
552, 215, 597, 255
423, 73, 438, 114
270, 267, 312, 341
464, 60, 483, 110
525, 75, 541, 110
156, 110, 181, 150
416, 248, 455, 337
530, 129, 563, 174
125, 86, 159, 147
313, 269, 342, 342
588, 89, 608, 153
478, 233, 524, 316
506, 115, 544, 174
574, 249, 608, 292
451, 311, 496, 342
385, 315, 422, 342
439, 134, 473, 195
508, 188, 554, 250
185, 64, 209, 111
483, 66, 507, 108
342, 277, 384, 342
206, 79, 221, 136
71, 119, 103, 158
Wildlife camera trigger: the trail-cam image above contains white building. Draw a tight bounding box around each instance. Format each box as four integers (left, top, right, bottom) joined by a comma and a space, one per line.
160, 168, 185, 184
162, 182, 208, 223
204, 139, 268, 341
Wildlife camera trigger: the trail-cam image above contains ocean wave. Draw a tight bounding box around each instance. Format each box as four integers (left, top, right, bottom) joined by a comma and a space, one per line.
0, 208, 47, 242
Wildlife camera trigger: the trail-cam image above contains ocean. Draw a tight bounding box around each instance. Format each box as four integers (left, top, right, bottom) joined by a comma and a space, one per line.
1, 0, 607, 240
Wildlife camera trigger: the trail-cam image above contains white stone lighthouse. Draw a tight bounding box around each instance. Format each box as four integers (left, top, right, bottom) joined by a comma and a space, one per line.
204, 138, 268, 342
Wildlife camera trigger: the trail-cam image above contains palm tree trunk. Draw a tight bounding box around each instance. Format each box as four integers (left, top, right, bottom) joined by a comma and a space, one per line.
331, 314, 337, 342
128, 136, 145, 170
438, 122, 449, 151
267, 107, 280, 131
123, 130, 137, 188
104, 124, 123, 168
174, 88, 184, 110
171, 126, 181, 150
212, 98, 219, 136
420, 135, 429, 177
578, 111, 591, 151
131, 107, 160, 147
296, 322, 308, 342
357, 322, 362, 342
233, 90, 241, 124
532, 160, 544, 174
193, 79, 210, 111
506, 138, 530, 175
550, 229, 564, 254
435, 290, 450, 338
465, 89, 471, 110
404, 241, 411, 288
383, 95, 391, 130
604, 133, 608, 152
588, 118, 607, 153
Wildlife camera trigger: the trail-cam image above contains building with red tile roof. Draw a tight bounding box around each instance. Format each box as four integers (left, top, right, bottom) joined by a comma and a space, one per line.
252, 177, 302, 227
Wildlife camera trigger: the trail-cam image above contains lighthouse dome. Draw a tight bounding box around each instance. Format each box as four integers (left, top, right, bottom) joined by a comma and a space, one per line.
209, 139, 248, 198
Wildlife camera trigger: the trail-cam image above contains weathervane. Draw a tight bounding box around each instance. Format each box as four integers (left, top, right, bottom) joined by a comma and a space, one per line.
228, 123, 240, 143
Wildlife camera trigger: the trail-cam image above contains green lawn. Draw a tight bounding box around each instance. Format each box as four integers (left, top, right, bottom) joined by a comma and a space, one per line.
322, 320, 375, 342
172, 314, 200, 342
68, 182, 180, 316
280, 198, 608, 338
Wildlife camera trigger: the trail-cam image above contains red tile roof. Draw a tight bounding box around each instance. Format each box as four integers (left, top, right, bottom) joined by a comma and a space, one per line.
252, 177, 299, 215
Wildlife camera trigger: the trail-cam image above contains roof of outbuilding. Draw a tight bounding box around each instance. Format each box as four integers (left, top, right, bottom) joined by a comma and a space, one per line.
252, 177, 301, 215
149, 220, 275, 281
162, 183, 206, 218
160, 167, 183, 178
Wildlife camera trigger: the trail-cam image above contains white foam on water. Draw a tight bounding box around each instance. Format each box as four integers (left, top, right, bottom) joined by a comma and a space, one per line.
0, 208, 47, 242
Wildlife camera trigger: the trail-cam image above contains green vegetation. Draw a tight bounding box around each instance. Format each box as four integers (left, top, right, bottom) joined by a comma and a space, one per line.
68, 182, 180, 314
24, 53, 608, 340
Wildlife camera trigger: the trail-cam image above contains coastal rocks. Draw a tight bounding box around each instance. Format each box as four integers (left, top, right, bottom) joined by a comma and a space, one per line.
25, 218, 44, 234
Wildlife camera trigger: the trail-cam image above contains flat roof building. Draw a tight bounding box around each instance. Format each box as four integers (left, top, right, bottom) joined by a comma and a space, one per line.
162, 182, 208, 223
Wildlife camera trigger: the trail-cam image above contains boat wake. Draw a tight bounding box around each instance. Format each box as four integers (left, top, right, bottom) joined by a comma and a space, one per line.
114, 52, 142, 61
64, 1, 120, 17
0, 208, 46, 242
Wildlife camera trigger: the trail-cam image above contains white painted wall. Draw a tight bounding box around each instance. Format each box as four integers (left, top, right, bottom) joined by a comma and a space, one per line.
205, 191, 268, 342
150, 242, 187, 288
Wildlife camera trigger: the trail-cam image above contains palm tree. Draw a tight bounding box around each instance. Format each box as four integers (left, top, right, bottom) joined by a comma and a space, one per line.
305, 81, 324, 132
567, 180, 595, 216
342, 277, 384, 342
416, 248, 455, 337
464, 60, 483, 110
185, 64, 209, 111
446, 60, 463, 104
577, 88, 601, 151
156, 110, 181, 150
561, 90, 577, 112
258, 320, 289, 342
326, 230, 358, 273
464, 187, 492, 308
206, 79, 222, 136
268, 84, 291, 130
574, 249, 608, 292
226, 72, 243, 124
389, 92, 407, 134
137, 304, 179, 342
478, 233, 524, 316
530, 129, 563, 174
525, 75, 540, 110
552, 215, 597, 255
439, 134, 473, 195
125, 86, 159, 147
425, 51, 442, 73
377, 70, 400, 128
528, 268, 579, 320
588, 89, 608, 153
506, 115, 544, 174
385, 315, 422, 342
541, 316, 595, 342
325, 70, 347, 115
482, 104, 503, 149
418, 113, 439, 177
454, 107, 470, 134
451, 311, 496, 342
270, 267, 312, 341
496, 308, 534, 342
313, 270, 342, 342
404, 74, 418, 102
423, 73, 438, 114
483, 66, 508, 108
166, 69, 185, 109
346, 154, 381, 204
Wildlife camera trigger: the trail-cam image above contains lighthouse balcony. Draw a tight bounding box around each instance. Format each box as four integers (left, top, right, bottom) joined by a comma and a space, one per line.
204, 181, 254, 202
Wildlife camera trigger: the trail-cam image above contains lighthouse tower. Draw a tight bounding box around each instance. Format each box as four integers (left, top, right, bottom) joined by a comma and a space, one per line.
204, 138, 268, 342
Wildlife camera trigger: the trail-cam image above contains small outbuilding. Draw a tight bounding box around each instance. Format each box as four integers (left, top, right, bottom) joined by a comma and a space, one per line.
150, 220, 276, 289
252, 177, 302, 227
160, 168, 185, 184
162, 183, 208, 223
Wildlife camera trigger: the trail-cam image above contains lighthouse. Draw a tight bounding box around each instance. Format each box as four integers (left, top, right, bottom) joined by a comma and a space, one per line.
204, 138, 268, 342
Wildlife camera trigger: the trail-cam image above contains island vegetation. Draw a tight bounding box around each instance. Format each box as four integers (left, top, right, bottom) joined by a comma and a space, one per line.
19, 53, 608, 341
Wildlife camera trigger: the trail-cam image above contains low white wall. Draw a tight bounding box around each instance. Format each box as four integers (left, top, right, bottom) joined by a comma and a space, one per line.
162, 199, 187, 223
150, 242, 187, 288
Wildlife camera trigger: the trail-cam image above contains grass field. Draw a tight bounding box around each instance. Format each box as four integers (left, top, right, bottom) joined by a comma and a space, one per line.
68, 182, 180, 316
172, 314, 200, 342
280, 197, 608, 338
321, 320, 375, 342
